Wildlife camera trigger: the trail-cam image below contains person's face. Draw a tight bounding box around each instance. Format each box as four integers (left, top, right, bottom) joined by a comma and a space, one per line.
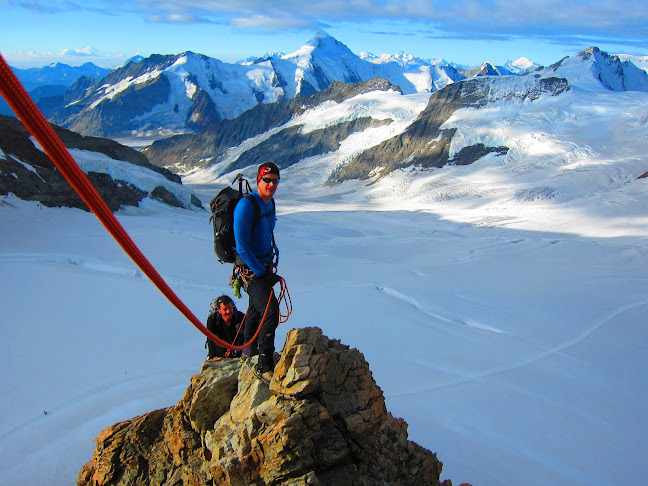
258, 174, 279, 200
218, 302, 234, 323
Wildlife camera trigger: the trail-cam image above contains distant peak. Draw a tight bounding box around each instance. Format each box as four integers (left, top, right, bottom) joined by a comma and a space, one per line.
578, 46, 602, 60
312, 30, 332, 40
582, 46, 600, 54
511, 57, 534, 67
306, 30, 343, 48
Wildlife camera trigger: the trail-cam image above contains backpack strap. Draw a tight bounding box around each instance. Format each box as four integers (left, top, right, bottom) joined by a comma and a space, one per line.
245, 195, 276, 231
245, 194, 262, 232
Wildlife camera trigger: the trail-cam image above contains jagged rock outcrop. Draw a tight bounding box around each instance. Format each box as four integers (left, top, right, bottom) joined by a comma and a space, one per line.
77, 327, 452, 486
332, 75, 570, 182
0, 115, 201, 211
458, 61, 508, 78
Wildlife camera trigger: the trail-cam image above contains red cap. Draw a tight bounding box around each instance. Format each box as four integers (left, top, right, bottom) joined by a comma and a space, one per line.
257, 162, 280, 183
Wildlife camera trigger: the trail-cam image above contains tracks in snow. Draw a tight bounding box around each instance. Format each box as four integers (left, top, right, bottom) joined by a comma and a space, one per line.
0, 252, 220, 293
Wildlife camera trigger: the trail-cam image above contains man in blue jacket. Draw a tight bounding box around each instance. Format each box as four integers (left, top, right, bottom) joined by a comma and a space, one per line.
233, 161, 281, 385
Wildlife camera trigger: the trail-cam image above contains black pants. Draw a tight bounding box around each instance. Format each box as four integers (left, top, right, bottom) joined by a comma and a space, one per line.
243, 276, 279, 373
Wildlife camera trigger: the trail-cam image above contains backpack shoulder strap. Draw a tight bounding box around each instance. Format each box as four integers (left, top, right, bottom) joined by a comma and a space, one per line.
244, 194, 262, 231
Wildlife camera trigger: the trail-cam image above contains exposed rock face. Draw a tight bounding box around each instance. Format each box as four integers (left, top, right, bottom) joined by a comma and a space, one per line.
143, 77, 401, 172
333, 75, 570, 182
228, 116, 392, 174
0, 115, 199, 211
457, 61, 506, 78
77, 327, 451, 486
50, 72, 174, 137
50, 122, 181, 183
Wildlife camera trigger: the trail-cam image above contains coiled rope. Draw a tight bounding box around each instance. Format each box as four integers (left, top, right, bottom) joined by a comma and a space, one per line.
223, 275, 292, 358
0, 52, 289, 351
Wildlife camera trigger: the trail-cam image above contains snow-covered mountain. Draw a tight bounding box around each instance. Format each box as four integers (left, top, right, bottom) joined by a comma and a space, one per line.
543, 46, 648, 91
238, 52, 286, 65
450, 57, 539, 78
542, 47, 648, 91
146, 45, 648, 199
1, 62, 111, 117
504, 56, 540, 74
458, 61, 511, 77
2, 41, 648, 486
11, 62, 110, 91
24, 33, 547, 140
358, 51, 447, 67
142, 77, 405, 174
125, 55, 145, 65
618, 53, 648, 73
44, 32, 465, 138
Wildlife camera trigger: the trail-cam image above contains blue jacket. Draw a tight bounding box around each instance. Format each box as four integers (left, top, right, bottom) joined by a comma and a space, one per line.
233, 191, 277, 276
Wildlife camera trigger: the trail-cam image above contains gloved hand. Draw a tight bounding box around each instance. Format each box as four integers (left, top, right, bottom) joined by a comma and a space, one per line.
262, 271, 282, 287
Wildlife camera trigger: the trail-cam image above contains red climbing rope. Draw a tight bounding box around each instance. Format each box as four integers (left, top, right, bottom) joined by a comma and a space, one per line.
0, 52, 285, 352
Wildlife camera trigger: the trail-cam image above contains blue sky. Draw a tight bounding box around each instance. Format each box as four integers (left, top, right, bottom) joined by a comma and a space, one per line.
1, 0, 647, 69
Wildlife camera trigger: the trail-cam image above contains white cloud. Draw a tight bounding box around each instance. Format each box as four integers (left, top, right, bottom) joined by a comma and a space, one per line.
59, 46, 99, 57
229, 14, 319, 30
9, 0, 648, 45
146, 12, 213, 23
4, 48, 126, 68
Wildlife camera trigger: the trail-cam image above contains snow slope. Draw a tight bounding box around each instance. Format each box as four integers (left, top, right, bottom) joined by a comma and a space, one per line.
1, 171, 647, 485
185, 49, 648, 240
1, 44, 647, 486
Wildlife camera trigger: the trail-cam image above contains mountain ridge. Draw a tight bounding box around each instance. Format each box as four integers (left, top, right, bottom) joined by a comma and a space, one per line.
10, 61, 110, 91
16, 35, 646, 148
38, 32, 466, 138
148, 45, 647, 187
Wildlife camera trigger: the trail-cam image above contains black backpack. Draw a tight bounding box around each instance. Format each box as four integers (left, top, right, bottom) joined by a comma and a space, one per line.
209, 177, 263, 264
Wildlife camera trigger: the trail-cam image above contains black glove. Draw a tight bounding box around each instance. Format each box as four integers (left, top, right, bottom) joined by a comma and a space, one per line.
262, 271, 282, 287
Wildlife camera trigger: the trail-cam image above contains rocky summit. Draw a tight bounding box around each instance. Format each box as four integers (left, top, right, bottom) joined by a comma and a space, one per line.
77, 327, 453, 486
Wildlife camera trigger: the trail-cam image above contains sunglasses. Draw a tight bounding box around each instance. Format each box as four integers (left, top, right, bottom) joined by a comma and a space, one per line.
261, 176, 280, 185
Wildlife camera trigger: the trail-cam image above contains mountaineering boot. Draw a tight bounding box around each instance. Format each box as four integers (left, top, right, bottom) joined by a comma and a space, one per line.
254, 369, 273, 385
261, 371, 273, 384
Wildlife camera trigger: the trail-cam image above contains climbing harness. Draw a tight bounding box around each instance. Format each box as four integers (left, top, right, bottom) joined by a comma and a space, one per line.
228, 264, 293, 347
0, 53, 291, 352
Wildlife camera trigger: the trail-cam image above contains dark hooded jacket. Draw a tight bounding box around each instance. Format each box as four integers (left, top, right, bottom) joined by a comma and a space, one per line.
206, 309, 245, 358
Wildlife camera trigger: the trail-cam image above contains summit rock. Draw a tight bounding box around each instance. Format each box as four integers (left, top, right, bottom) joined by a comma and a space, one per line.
77, 327, 453, 486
